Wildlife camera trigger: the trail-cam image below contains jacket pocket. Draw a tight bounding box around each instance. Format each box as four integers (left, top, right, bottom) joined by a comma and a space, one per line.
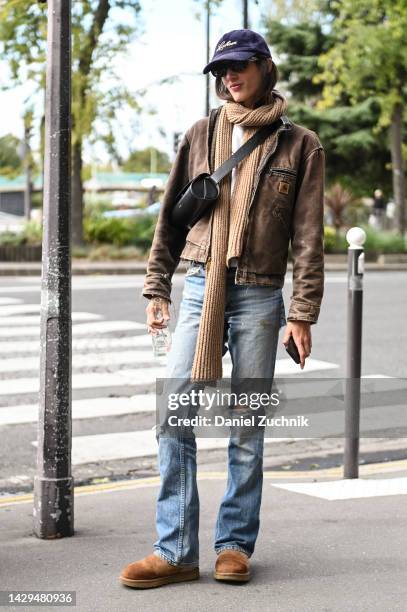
265, 168, 297, 233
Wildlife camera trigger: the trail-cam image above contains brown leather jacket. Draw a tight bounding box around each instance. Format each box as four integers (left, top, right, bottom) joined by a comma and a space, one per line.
142, 106, 325, 324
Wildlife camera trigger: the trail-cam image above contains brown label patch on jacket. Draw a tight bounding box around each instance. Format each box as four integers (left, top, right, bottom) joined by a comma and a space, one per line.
278, 181, 290, 195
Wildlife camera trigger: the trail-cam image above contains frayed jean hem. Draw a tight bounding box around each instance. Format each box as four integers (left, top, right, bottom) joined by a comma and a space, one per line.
214, 545, 251, 559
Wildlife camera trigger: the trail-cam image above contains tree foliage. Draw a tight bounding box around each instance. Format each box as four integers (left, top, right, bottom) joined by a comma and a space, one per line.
315, 0, 407, 129
0, 0, 143, 156
263, 0, 402, 197
0, 0, 145, 244
0, 134, 22, 176
121, 147, 171, 173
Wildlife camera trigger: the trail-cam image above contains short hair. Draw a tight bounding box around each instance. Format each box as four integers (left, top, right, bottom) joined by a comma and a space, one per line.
214, 57, 279, 108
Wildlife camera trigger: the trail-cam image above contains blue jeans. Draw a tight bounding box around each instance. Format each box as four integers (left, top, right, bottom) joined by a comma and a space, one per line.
153, 261, 286, 567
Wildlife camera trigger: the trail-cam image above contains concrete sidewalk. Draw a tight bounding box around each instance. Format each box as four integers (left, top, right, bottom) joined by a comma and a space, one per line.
1, 257, 407, 275
1, 467, 407, 612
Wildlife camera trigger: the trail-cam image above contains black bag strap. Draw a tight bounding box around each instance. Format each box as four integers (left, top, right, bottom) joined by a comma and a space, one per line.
211, 116, 286, 184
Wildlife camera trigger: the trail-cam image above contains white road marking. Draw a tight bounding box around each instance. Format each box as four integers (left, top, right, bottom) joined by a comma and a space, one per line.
0, 348, 337, 375
31, 430, 231, 465
0, 358, 340, 396
272, 477, 407, 500
0, 334, 152, 354
362, 374, 393, 378
0, 312, 102, 326
274, 358, 338, 374
0, 304, 40, 316
29, 430, 309, 465
0, 298, 23, 305
0, 395, 157, 425
0, 319, 145, 338
0, 349, 177, 373
0, 367, 167, 395
4, 397, 403, 431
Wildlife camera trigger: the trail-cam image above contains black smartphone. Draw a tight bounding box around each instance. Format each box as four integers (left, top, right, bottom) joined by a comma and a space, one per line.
285, 335, 301, 364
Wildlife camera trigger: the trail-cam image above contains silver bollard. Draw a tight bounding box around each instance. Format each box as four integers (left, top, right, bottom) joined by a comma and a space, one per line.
343, 227, 366, 479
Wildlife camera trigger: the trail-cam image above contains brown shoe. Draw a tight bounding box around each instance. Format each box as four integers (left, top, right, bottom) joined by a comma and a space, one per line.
214, 550, 251, 582
119, 553, 199, 589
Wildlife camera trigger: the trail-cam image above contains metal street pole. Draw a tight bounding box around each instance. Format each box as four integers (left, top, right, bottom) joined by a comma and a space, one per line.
343, 227, 366, 479
205, 0, 211, 116
33, 0, 73, 538
243, 0, 249, 28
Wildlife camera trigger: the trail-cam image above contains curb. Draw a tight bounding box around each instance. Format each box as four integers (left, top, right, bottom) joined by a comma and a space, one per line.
2, 458, 407, 507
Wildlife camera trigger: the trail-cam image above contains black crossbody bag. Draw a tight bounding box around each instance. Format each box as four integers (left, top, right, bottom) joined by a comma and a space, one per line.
170, 116, 285, 231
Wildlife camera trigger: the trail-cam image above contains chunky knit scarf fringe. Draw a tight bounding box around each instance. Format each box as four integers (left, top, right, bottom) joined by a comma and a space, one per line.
190, 90, 288, 383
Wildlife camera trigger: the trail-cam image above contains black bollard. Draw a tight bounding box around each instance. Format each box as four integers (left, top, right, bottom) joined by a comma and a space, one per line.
343, 227, 366, 479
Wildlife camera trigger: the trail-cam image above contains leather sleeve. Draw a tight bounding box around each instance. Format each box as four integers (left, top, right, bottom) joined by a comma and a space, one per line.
287, 144, 325, 324
142, 132, 191, 304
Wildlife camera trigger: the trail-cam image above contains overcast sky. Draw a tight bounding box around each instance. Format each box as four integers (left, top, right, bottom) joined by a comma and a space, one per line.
0, 0, 286, 165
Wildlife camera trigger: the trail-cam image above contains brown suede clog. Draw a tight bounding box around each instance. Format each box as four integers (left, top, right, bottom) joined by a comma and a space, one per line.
119, 553, 199, 589
214, 550, 251, 582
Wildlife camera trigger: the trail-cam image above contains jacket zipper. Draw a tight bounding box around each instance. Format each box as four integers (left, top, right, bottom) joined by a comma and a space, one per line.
268, 167, 297, 177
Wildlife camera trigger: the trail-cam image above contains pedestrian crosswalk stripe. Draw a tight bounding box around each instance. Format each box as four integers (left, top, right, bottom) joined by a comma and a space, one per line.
0, 367, 168, 395
0, 304, 41, 316
0, 334, 152, 354
0, 395, 156, 426
0, 319, 146, 338
30, 431, 307, 465
0, 297, 23, 305
0, 365, 219, 395
0, 349, 202, 373
0, 312, 102, 326
31, 430, 231, 465
0, 358, 339, 396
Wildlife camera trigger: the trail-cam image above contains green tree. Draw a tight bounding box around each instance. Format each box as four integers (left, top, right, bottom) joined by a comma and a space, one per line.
0, 134, 23, 176
121, 146, 171, 173
314, 0, 407, 235
262, 1, 397, 199
0, 0, 142, 245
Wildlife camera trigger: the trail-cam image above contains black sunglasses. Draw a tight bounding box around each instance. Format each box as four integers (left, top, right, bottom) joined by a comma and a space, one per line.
211, 57, 259, 78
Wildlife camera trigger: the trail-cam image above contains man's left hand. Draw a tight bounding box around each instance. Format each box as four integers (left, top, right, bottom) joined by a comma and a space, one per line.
282, 321, 312, 370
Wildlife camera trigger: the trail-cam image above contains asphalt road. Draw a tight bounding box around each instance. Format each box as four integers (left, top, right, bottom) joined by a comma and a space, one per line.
0, 270, 406, 493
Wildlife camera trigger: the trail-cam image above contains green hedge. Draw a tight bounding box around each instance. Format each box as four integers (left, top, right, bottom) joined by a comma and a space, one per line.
83, 214, 158, 250
0, 221, 43, 247
323, 225, 406, 254
1, 215, 405, 258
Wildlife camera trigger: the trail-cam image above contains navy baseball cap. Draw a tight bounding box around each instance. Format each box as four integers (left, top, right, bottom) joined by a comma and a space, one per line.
203, 29, 271, 75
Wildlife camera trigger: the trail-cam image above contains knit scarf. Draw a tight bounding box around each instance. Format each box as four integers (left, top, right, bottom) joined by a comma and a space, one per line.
190, 89, 288, 383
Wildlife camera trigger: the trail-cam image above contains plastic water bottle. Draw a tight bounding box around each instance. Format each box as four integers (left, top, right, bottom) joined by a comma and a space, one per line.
151, 306, 172, 359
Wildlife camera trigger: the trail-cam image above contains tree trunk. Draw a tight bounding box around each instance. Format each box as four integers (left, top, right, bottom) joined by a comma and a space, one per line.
389, 102, 405, 236
71, 139, 84, 247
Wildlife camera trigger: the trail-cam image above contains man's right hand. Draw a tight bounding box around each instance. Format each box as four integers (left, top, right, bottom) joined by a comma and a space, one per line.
146, 296, 170, 335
